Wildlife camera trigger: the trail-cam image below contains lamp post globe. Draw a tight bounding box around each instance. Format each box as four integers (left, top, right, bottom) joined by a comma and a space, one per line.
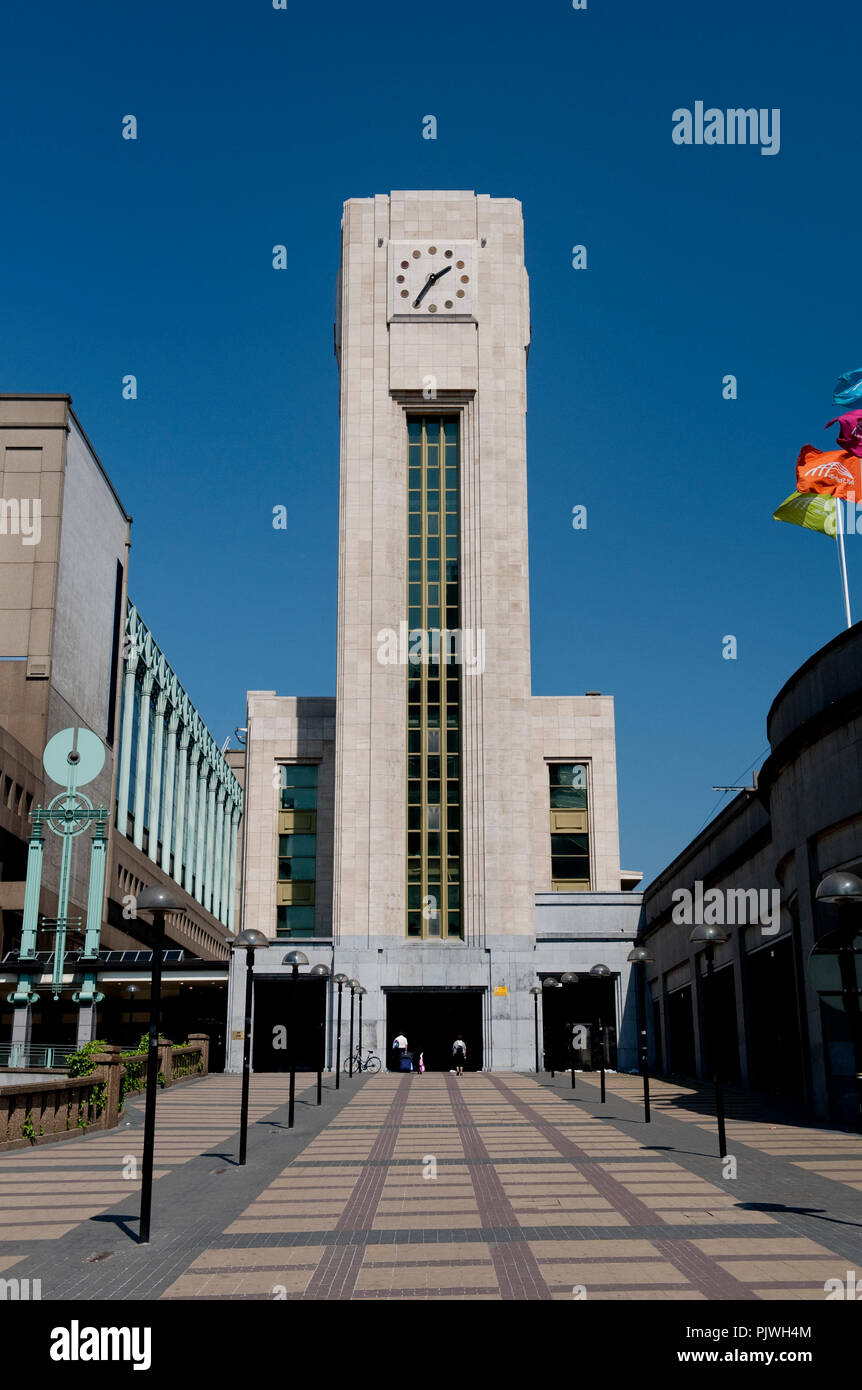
136, 885, 185, 915
282, 949, 310, 969
234, 929, 269, 951
815, 870, 862, 905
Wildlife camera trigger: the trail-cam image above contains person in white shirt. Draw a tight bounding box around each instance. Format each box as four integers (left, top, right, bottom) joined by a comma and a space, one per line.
392, 1033, 408, 1069
452, 1037, 467, 1076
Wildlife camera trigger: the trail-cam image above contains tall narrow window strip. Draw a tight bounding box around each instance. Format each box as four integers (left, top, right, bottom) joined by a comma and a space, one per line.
548, 762, 591, 890
406, 416, 462, 939
277, 764, 318, 937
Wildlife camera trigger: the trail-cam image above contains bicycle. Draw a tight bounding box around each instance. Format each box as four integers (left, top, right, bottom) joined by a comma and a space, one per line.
343, 1048, 381, 1074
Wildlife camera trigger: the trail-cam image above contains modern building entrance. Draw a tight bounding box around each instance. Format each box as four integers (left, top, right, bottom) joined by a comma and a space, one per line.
384, 988, 483, 1072
252, 976, 326, 1073
539, 973, 617, 1071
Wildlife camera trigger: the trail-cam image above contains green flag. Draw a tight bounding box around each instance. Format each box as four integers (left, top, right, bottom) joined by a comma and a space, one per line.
773, 490, 837, 537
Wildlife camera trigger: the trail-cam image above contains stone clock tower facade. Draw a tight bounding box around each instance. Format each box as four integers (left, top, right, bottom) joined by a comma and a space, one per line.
229, 192, 640, 1075
333, 190, 533, 955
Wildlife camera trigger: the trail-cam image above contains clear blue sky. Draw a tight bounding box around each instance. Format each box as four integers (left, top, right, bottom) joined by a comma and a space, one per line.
2, 0, 859, 886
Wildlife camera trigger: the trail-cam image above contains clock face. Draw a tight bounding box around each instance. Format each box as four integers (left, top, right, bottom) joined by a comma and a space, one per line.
388, 240, 476, 320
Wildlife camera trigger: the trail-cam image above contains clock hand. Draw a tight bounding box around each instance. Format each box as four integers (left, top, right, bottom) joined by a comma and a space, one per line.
412, 265, 452, 308
412, 276, 435, 308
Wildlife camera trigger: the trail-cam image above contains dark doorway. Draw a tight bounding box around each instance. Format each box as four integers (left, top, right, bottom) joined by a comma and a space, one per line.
28, 994, 78, 1046
539, 974, 617, 1072
252, 976, 327, 1073
651, 998, 663, 1073
385, 989, 483, 1072
667, 984, 695, 1075
745, 940, 804, 1100
701, 963, 741, 1086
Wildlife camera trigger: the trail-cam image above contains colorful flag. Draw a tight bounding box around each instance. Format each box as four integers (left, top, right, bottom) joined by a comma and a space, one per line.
773, 490, 837, 536
795, 444, 860, 499
824, 410, 862, 457
833, 367, 862, 408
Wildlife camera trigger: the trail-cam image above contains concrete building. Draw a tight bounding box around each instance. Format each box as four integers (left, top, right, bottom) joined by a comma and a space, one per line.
0, 396, 241, 1067
228, 192, 642, 1075
641, 620, 862, 1123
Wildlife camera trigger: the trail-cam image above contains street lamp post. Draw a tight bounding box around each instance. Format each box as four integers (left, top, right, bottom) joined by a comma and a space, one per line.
814, 871, 862, 1126
309, 963, 330, 1105
357, 987, 367, 1063
233, 928, 269, 1165
626, 946, 654, 1123
333, 973, 349, 1088
542, 976, 563, 1075
689, 923, 730, 1158
135, 884, 185, 1244
561, 972, 579, 1089
529, 985, 542, 1074
282, 950, 309, 1128
347, 979, 360, 1077
589, 963, 611, 1103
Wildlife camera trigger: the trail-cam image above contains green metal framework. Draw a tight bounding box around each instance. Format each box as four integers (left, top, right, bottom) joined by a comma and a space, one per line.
116, 602, 243, 928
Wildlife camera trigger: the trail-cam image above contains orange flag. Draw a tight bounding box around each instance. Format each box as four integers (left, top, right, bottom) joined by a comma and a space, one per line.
796, 444, 861, 499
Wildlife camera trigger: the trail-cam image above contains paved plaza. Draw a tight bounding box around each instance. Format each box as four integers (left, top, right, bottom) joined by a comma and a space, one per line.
2, 1070, 861, 1301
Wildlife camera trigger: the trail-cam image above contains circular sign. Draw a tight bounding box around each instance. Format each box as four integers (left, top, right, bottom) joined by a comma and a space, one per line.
42, 727, 106, 788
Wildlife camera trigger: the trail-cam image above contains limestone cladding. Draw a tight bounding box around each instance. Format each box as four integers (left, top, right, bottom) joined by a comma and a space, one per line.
530, 695, 622, 894
242, 693, 335, 939
333, 192, 533, 948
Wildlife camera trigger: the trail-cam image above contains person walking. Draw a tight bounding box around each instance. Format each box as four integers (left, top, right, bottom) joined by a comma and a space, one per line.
452, 1036, 467, 1076
392, 1032, 408, 1071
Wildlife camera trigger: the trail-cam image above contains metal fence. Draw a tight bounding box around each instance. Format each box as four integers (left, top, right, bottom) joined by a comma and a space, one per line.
0, 1044, 76, 1069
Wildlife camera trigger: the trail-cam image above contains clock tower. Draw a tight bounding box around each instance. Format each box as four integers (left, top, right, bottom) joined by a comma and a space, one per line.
227, 190, 638, 1077
333, 191, 533, 956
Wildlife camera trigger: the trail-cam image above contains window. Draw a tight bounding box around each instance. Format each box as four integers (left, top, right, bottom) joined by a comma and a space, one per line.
276, 765, 318, 935
548, 763, 590, 890
406, 416, 462, 939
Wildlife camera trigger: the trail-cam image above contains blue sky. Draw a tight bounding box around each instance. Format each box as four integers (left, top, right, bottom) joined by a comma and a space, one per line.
2, 0, 859, 885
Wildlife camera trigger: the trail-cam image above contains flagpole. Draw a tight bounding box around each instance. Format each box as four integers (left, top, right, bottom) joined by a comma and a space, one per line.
835, 496, 852, 629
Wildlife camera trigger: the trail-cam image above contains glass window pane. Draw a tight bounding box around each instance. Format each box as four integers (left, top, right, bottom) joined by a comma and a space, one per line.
551, 834, 589, 855
280, 765, 318, 788
280, 788, 316, 810
288, 857, 316, 880
550, 787, 587, 809
552, 857, 590, 879
282, 834, 316, 854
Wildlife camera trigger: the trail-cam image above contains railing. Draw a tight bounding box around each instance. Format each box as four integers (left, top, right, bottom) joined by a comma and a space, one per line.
0, 1044, 77, 1069
0, 1034, 210, 1151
